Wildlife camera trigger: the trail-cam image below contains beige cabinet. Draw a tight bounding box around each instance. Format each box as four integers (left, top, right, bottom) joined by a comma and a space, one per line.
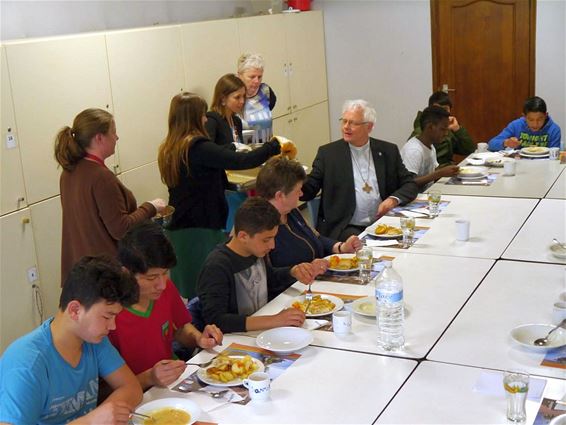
5, 34, 114, 204
106, 26, 185, 173
239, 11, 328, 118
181, 19, 240, 105
238, 14, 291, 119
285, 12, 328, 112
118, 162, 169, 204
273, 101, 330, 167
29, 197, 62, 319
0, 209, 42, 351
0, 46, 26, 215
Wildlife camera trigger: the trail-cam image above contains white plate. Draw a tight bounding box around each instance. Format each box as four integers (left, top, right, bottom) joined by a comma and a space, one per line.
325, 253, 359, 272
485, 157, 514, 167
550, 244, 566, 259
256, 327, 313, 354
458, 166, 488, 177
197, 356, 264, 387
133, 397, 201, 425
352, 296, 376, 317
458, 173, 489, 180
466, 157, 485, 166
290, 294, 344, 317
510, 324, 566, 352
521, 146, 550, 155
469, 152, 502, 160
520, 151, 550, 158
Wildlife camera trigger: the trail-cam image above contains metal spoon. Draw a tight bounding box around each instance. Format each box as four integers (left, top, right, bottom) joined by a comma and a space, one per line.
130, 411, 154, 422
552, 238, 566, 248
533, 319, 566, 346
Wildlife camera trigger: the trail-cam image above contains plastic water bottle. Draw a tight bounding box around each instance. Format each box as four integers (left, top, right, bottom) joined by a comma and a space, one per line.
375, 261, 404, 350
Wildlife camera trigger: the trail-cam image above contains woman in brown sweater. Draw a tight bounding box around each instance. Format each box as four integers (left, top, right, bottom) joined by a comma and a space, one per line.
55, 108, 166, 284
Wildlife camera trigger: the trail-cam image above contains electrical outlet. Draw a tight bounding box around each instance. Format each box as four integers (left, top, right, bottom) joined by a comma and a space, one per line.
27, 266, 39, 283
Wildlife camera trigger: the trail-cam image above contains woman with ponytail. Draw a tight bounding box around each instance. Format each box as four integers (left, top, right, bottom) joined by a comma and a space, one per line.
55, 108, 166, 283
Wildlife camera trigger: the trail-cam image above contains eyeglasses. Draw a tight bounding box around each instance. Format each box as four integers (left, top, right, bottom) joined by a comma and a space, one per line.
338, 118, 369, 127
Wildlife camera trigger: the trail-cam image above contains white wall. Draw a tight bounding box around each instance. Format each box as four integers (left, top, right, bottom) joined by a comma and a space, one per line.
536, 0, 566, 142
315, 0, 432, 146
317, 0, 566, 147
1, 0, 564, 142
0, 0, 270, 41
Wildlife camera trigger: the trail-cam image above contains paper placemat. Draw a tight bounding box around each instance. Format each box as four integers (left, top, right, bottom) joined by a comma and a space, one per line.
472, 370, 546, 401
386, 199, 450, 219
173, 343, 300, 406
541, 345, 566, 369
363, 227, 429, 249
533, 398, 566, 424
315, 255, 394, 284
445, 173, 498, 186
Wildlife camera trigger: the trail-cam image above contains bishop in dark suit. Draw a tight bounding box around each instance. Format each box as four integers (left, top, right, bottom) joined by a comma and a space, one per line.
301, 99, 418, 241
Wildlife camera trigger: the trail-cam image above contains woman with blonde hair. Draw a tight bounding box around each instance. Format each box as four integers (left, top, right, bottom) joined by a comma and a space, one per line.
237, 53, 277, 143
158, 93, 281, 299
55, 108, 166, 283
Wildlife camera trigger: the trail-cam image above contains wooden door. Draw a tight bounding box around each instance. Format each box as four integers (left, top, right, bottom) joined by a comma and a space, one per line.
431, 0, 536, 143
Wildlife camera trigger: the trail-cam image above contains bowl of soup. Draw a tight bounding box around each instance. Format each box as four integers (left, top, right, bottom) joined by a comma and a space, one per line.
133, 397, 201, 425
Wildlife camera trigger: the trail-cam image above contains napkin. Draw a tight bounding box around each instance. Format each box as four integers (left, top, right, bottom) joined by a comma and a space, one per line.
366, 239, 399, 247
400, 210, 428, 218
473, 370, 546, 400
303, 319, 330, 330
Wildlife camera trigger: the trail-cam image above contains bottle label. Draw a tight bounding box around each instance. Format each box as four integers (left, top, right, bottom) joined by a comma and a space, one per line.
376, 289, 403, 303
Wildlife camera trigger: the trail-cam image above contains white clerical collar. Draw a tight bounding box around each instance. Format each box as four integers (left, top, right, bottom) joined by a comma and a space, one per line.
349, 140, 371, 153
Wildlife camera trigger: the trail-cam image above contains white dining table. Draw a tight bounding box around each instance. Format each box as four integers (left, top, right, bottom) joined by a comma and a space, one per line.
377, 361, 566, 424
140, 334, 417, 424
546, 166, 566, 199
428, 156, 565, 198
428, 260, 566, 379
360, 195, 537, 260
249, 252, 494, 359
503, 199, 566, 264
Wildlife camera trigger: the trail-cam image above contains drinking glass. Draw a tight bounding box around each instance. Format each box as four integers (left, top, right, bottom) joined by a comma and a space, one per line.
356, 246, 373, 283
427, 190, 442, 217
503, 370, 529, 423
400, 217, 415, 248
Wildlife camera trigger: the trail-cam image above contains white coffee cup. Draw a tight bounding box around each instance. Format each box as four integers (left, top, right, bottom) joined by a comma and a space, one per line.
477, 142, 488, 153
242, 372, 271, 401
332, 310, 352, 334
455, 219, 470, 241
549, 147, 560, 160
503, 159, 516, 176
552, 302, 566, 325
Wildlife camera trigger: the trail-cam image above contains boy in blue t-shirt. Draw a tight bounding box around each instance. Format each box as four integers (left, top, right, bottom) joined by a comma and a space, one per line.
488, 96, 562, 151
0, 256, 142, 425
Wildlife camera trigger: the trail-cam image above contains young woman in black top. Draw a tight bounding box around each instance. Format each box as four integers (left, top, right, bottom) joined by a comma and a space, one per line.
157, 92, 280, 299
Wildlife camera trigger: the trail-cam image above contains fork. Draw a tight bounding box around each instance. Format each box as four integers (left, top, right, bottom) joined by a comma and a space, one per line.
186, 358, 214, 368
304, 283, 313, 314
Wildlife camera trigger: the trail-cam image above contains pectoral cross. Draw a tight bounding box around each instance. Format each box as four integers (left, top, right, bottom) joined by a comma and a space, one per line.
363, 182, 373, 193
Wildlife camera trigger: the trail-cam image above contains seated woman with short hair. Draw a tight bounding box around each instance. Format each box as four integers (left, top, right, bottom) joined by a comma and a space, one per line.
255, 157, 362, 269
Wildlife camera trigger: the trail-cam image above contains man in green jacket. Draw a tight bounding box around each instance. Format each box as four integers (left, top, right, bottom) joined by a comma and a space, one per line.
409, 91, 475, 168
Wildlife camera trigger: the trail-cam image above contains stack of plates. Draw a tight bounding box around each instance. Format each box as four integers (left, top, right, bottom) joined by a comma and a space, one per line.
457, 166, 489, 180
519, 146, 550, 158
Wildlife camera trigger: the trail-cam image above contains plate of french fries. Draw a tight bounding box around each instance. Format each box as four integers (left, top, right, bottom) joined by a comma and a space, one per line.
290, 294, 344, 317
325, 254, 359, 272
196, 354, 264, 387
373, 223, 403, 238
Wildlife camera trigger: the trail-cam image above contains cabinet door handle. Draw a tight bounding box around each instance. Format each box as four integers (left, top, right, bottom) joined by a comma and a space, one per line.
22, 217, 30, 224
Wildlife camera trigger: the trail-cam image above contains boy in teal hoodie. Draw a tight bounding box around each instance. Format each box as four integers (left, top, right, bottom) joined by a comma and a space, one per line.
488, 96, 561, 151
